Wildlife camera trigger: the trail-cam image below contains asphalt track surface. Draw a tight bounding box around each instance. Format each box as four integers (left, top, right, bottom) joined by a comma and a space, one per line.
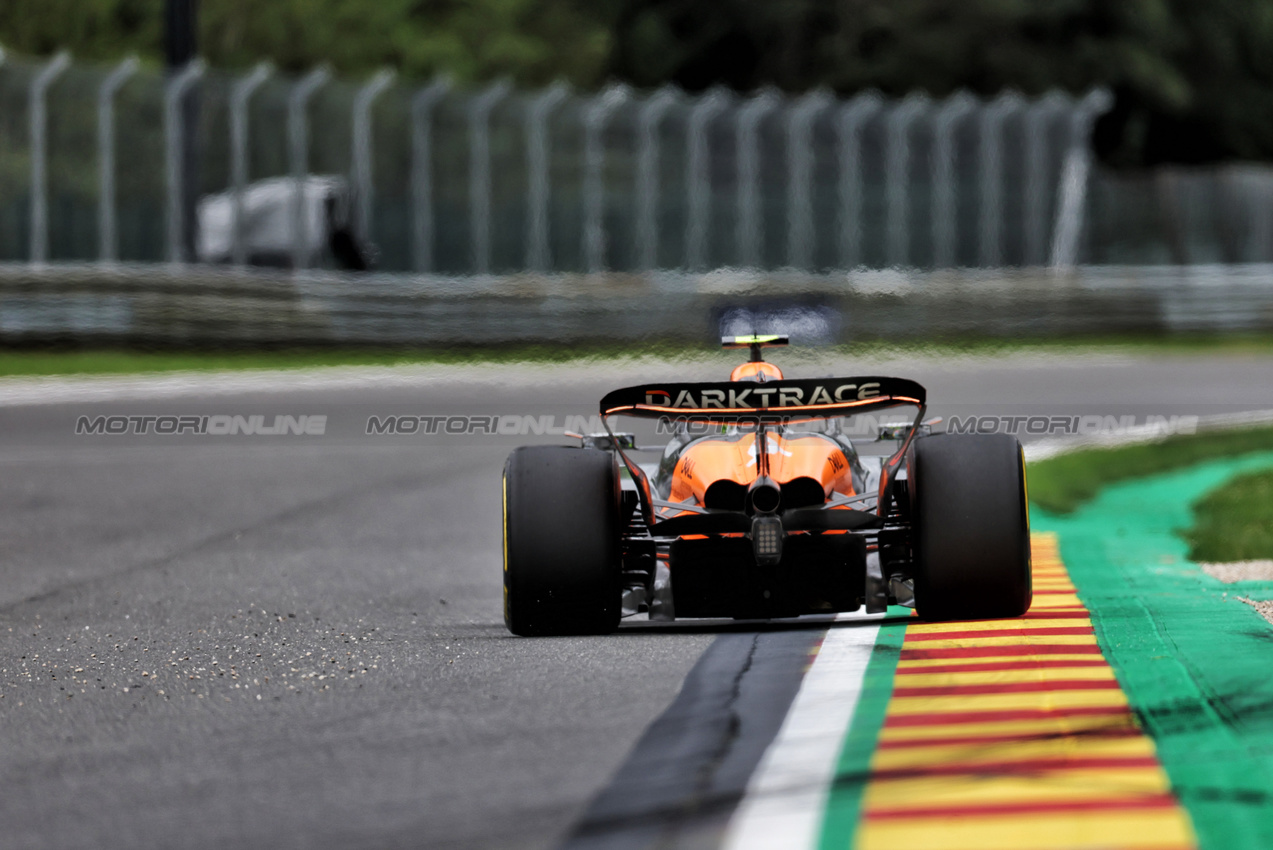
3, 350, 1273, 850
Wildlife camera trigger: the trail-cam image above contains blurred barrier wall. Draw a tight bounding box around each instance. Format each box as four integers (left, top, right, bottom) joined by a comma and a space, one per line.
3, 263, 1273, 345
1, 52, 1133, 274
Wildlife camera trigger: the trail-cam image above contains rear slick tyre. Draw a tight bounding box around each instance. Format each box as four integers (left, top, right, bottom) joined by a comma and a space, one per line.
503, 446, 622, 636
906, 433, 1031, 621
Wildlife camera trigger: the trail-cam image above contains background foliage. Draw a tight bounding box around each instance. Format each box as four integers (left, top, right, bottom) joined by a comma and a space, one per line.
4, 0, 1273, 166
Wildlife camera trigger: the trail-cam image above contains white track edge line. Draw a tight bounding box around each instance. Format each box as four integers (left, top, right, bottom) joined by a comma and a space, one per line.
721, 614, 884, 850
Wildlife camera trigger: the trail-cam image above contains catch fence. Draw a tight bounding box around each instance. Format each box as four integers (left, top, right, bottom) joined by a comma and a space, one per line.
1, 50, 1117, 274
6, 51, 1273, 275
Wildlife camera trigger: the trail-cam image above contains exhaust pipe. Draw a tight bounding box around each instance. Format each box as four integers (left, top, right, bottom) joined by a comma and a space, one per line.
747, 476, 782, 515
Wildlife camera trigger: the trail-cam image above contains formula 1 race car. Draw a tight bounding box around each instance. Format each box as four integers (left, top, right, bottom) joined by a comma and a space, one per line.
502, 336, 1031, 636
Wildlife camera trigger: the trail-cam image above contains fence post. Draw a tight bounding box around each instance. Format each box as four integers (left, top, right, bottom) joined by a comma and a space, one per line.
411, 77, 451, 273
686, 87, 731, 271
287, 66, 331, 270
635, 86, 679, 271
524, 82, 569, 272
164, 58, 205, 264
583, 84, 631, 274
1050, 89, 1113, 273
1240, 166, 1273, 263
468, 80, 512, 275
836, 92, 882, 269
1024, 91, 1068, 267
787, 89, 834, 270
229, 62, 271, 266
930, 91, 975, 269
885, 92, 930, 268
977, 91, 1024, 268
352, 69, 396, 247
97, 55, 138, 264
29, 51, 71, 265
735, 88, 780, 268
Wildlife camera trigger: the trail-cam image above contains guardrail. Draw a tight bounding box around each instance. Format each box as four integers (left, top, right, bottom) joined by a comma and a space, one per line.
3, 264, 1272, 346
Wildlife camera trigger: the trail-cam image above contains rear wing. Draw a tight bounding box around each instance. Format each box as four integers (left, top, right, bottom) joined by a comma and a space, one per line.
599, 376, 927, 529
600, 376, 925, 422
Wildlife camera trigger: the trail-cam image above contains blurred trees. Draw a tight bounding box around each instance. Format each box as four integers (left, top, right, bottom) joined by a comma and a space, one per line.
0, 0, 162, 62
198, 0, 612, 88
3, 0, 1273, 165
0, 0, 613, 86
606, 0, 1273, 166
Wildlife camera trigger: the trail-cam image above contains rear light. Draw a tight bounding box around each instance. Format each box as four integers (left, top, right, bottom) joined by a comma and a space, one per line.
750, 516, 784, 566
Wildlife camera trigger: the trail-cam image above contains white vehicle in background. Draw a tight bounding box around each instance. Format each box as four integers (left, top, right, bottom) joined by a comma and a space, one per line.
197, 176, 370, 270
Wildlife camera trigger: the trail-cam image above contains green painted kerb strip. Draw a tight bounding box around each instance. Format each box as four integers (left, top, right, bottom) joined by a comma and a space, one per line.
1033, 450, 1273, 850
817, 610, 910, 850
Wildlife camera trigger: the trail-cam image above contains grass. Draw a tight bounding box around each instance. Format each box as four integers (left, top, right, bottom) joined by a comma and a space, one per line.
1027, 425, 1273, 514
2, 332, 1273, 378
1183, 468, 1273, 562
0, 349, 424, 377
0, 343, 693, 377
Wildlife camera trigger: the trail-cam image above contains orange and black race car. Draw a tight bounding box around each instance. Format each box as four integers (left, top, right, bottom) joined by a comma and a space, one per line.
502, 336, 1031, 636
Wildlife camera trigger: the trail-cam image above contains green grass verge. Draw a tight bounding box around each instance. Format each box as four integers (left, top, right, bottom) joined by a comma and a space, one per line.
1183, 467, 1273, 562
0, 343, 696, 377
1028, 425, 1273, 514
2, 332, 1273, 377
0, 349, 423, 377
1032, 454, 1273, 850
